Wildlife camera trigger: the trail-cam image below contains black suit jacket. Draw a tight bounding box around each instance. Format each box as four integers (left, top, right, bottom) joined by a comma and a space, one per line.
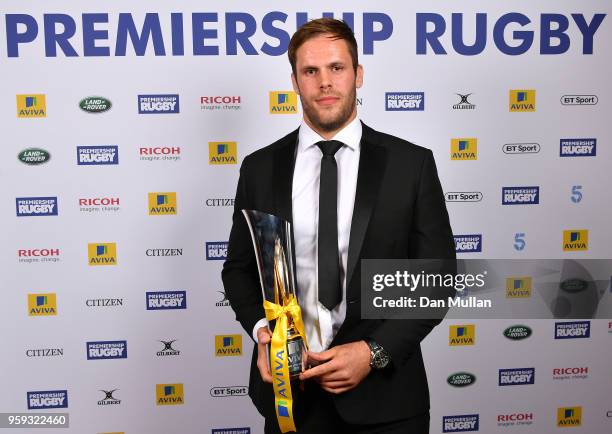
222, 121, 455, 425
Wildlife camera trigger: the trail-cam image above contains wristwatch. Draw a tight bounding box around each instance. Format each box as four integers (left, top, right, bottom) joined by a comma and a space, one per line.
365, 339, 390, 369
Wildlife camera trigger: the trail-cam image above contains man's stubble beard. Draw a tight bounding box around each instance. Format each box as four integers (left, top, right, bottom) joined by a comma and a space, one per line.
300, 86, 357, 133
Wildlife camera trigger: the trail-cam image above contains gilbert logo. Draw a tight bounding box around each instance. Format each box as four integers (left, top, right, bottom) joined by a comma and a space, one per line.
451, 138, 477, 160
17, 94, 46, 117
449, 325, 475, 346
269, 91, 298, 114
209, 142, 237, 165
156, 384, 184, 405
557, 407, 581, 427
563, 230, 588, 251
28, 293, 57, 316
88, 243, 117, 266
148, 192, 177, 215
215, 335, 242, 357
509, 89, 535, 112
506, 277, 532, 298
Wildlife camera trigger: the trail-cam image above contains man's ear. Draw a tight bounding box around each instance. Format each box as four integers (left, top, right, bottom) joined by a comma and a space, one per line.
291, 73, 299, 95
355, 64, 364, 89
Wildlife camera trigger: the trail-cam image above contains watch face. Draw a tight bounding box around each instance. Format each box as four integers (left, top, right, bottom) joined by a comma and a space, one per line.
374, 350, 390, 369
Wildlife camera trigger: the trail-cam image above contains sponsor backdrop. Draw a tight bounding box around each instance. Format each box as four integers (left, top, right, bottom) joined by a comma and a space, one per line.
1, 1, 611, 433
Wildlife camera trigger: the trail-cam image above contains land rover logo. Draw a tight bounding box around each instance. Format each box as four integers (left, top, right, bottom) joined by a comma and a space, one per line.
503, 325, 532, 340
18, 148, 50, 165
447, 372, 476, 387
79, 96, 112, 113
560, 279, 588, 293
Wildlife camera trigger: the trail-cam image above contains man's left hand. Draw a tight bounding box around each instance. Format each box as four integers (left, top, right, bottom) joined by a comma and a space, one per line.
299, 340, 371, 394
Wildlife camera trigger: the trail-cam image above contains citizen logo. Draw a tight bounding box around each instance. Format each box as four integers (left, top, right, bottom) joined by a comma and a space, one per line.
86, 298, 123, 307
26, 348, 64, 357
97, 389, 120, 406
206, 198, 235, 207
209, 386, 248, 397
145, 248, 183, 257
560, 95, 598, 105
453, 93, 475, 110
157, 340, 180, 356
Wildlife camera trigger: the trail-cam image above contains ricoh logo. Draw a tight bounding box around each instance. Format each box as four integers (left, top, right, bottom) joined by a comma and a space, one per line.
445, 192, 482, 202
16, 197, 58, 217
502, 143, 540, 154
77, 145, 119, 165
156, 384, 184, 406
27, 390, 68, 409
385, 92, 424, 111
269, 91, 297, 114
449, 325, 475, 346
497, 413, 533, 427
443, 414, 479, 432
506, 277, 532, 298
206, 242, 228, 260
86, 340, 127, 360
509, 89, 535, 112
498, 368, 535, 386
139, 146, 181, 161
146, 291, 186, 310
18, 248, 60, 263
553, 367, 589, 380
17, 94, 46, 118
138, 94, 179, 114
209, 386, 248, 398
561, 95, 598, 105
148, 192, 177, 215
450, 138, 477, 160
555, 321, 590, 339
201, 95, 241, 110
563, 230, 588, 251
454, 235, 482, 253
79, 197, 120, 213
157, 340, 180, 357
502, 187, 539, 205
560, 138, 596, 157
453, 93, 475, 110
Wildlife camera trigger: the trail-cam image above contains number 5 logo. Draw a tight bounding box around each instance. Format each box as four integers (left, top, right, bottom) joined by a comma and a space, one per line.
571, 185, 583, 203
514, 233, 526, 251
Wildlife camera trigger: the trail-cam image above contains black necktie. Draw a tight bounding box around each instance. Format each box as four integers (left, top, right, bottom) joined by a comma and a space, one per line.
316, 140, 344, 310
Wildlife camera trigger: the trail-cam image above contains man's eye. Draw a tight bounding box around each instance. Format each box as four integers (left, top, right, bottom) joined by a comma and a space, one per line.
332, 66, 343, 71
306, 69, 316, 75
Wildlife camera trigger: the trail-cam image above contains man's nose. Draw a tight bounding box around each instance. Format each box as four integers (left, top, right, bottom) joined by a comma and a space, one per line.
318, 69, 332, 89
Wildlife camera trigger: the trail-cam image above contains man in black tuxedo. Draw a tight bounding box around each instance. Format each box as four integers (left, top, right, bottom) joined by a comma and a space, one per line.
222, 18, 455, 434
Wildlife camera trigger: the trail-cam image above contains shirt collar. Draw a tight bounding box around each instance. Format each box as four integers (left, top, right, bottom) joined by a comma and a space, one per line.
298, 116, 362, 153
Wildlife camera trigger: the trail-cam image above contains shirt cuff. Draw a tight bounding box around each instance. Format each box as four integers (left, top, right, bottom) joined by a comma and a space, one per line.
252, 318, 268, 343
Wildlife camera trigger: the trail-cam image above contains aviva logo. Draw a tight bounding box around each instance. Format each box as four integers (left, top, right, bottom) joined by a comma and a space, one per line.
88, 243, 117, 266
17, 94, 46, 117
506, 277, 532, 298
563, 230, 588, 251
557, 407, 581, 427
451, 138, 477, 160
269, 91, 298, 114
209, 142, 237, 165
148, 192, 177, 215
215, 334, 243, 357
28, 293, 57, 316
449, 325, 475, 346
509, 89, 536, 112
156, 383, 184, 406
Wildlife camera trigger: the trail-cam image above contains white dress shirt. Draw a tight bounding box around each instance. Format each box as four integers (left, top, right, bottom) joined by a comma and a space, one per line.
252, 117, 362, 352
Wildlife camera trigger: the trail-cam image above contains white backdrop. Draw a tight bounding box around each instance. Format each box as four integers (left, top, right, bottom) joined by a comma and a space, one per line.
2, 1, 611, 433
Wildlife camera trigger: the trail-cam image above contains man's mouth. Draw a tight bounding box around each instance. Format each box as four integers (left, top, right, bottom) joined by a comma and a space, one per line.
316, 96, 340, 106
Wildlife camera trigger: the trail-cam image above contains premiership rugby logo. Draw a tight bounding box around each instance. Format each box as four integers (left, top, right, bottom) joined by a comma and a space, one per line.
18, 148, 50, 165
454, 235, 482, 253
498, 368, 535, 386
16, 197, 58, 217
146, 291, 186, 310
385, 92, 424, 111
138, 94, 179, 114
206, 242, 228, 260
443, 414, 479, 432
27, 390, 68, 409
502, 187, 539, 205
560, 138, 596, 157
77, 146, 119, 165
86, 340, 127, 360
79, 96, 112, 113
555, 321, 590, 339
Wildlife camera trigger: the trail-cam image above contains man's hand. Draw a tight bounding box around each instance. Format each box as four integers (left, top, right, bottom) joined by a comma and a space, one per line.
256, 326, 273, 383
299, 340, 371, 394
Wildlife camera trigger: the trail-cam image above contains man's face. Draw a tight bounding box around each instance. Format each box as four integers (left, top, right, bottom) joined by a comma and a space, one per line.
291, 35, 363, 134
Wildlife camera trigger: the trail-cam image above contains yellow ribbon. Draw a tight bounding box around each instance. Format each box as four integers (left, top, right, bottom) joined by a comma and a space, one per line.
263, 296, 308, 433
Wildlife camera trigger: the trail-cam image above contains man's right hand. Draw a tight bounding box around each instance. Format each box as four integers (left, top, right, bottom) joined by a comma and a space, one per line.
256, 326, 273, 383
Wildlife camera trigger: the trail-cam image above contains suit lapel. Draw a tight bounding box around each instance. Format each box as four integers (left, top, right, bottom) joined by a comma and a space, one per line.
345, 123, 387, 301
272, 129, 299, 222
